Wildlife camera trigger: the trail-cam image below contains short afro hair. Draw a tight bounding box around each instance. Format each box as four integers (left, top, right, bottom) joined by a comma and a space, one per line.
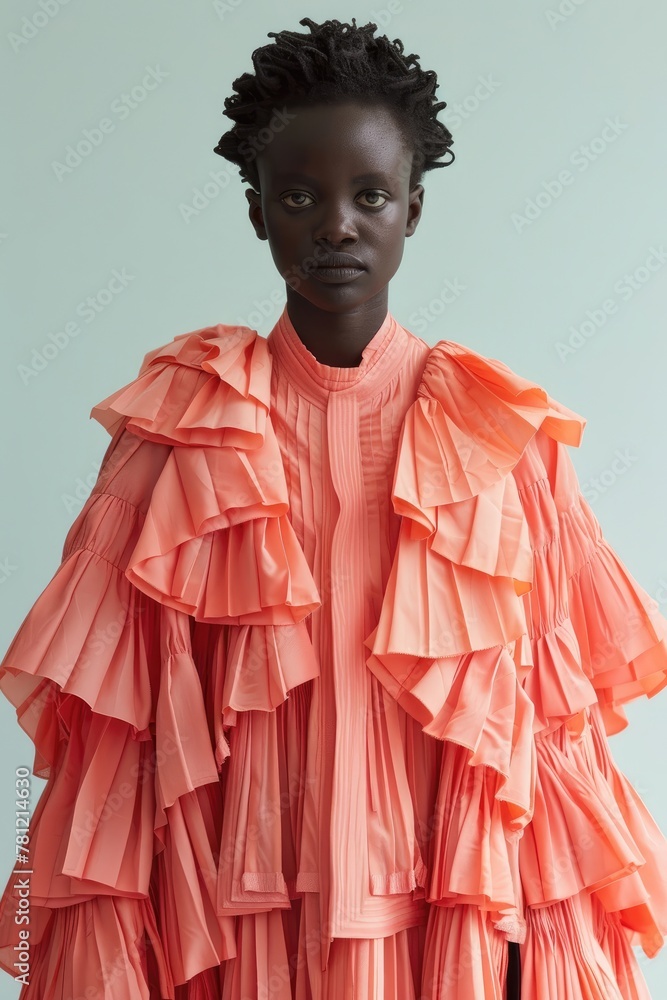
213, 16, 454, 192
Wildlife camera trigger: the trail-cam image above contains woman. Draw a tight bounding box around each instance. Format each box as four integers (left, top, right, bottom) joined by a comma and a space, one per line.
1, 16, 665, 999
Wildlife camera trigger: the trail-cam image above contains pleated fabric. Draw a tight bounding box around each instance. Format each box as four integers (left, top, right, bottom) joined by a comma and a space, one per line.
0, 304, 666, 998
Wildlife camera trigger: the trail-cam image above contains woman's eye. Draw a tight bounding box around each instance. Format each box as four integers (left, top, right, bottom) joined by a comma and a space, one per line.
281, 192, 315, 208
356, 191, 388, 208
280, 190, 389, 209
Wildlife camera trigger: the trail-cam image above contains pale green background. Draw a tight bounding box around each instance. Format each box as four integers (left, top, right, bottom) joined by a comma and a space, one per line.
2, 0, 667, 995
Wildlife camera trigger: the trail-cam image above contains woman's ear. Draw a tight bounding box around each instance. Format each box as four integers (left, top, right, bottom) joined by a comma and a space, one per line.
405, 184, 424, 237
245, 188, 268, 241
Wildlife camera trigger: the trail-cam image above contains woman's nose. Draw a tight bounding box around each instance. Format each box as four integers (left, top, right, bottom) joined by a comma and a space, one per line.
313, 204, 358, 245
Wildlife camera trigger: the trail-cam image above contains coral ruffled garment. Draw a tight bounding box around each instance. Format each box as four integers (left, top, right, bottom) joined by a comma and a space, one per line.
0, 304, 666, 999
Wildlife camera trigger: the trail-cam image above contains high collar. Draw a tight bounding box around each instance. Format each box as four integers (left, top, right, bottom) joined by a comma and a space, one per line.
266, 304, 410, 405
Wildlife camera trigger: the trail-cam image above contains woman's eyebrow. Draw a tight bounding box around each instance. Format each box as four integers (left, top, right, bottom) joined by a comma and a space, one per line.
272, 171, 393, 185
350, 172, 393, 184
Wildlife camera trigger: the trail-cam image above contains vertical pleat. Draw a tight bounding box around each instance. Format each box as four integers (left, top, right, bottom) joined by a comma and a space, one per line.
522, 893, 628, 999
421, 903, 508, 999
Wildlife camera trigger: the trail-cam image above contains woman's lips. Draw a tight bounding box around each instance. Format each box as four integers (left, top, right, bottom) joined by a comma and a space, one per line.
310, 266, 366, 283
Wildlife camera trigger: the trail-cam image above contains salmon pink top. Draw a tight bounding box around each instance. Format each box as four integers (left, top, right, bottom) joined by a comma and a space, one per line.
1, 303, 667, 1000
267, 307, 434, 947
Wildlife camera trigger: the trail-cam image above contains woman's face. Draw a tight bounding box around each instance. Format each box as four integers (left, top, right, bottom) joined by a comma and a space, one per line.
246, 100, 424, 315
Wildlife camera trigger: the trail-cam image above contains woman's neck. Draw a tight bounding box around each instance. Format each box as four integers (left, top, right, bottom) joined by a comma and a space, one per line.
283, 290, 390, 367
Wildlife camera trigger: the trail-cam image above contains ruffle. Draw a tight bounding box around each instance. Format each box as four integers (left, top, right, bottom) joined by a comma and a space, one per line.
363, 339, 590, 939
221, 621, 320, 725
516, 704, 667, 963
364, 636, 536, 821
0, 491, 153, 776
519, 721, 646, 908
90, 322, 322, 626
521, 615, 599, 735
0, 893, 174, 999
590, 889, 654, 999
365, 339, 588, 791
537, 431, 667, 734
0, 491, 235, 995
426, 739, 519, 919
513, 424, 667, 732
587, 702, 667, 957
391, 339, 585, 587
0, 322, 324, 994
89, 324, 270, 447
563, 508, 667, 730
196, 615, 313, 916
86, 319, 322, 726
367, 336, 667, 961
521, 892, 630, 1000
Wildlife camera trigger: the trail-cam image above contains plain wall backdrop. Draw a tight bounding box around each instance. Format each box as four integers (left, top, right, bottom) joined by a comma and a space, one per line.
1, 0, 666, 994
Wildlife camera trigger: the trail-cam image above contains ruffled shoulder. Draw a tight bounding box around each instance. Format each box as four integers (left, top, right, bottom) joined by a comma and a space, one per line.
89, 322, 321, 625
391, 338, 587, 593
90, 323, 271, 447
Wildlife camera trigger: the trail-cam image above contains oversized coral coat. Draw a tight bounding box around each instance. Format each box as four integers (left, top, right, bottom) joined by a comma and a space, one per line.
0, 305, 666, 1000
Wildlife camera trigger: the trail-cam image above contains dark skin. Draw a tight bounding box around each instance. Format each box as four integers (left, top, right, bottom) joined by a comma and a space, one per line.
245, 100, 424, 367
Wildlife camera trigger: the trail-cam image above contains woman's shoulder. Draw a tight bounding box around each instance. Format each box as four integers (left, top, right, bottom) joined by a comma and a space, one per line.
415, 335, 587, 449
136, 320, 264, 375
89, 320, 271, 445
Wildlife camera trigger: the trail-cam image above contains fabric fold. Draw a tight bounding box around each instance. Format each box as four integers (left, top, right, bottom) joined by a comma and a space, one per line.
0, 322, 324, 995
519, 721, 647, 909
540, 430, 667, 734
90, 322, 322, 626
365, 339, 589, 799
0, 492, 154, 774
369, 335, 667, 970
2, 315, 667, 998
363, 338, 589, 942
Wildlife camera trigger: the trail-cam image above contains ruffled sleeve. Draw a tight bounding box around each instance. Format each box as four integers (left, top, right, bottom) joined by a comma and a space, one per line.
0, 322, 322, 996
90, 322, 322, 731
366, 340, 586, 795
363, 338, 589, 943
544, 431, 667, 736
367, 335, 667, 963
0, 421, 213, 996
513, 429, 667, 963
